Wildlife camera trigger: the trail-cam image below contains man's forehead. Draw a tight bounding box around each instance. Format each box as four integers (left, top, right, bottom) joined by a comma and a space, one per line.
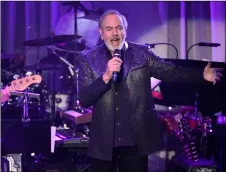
102, 14, 123, 26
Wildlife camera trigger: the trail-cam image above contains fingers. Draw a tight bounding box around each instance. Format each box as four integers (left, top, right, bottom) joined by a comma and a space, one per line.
105, 57, 123, 78
216, 72, 223, 77
213, 76, 220, 85
107, 57, 123, 72
207, 61, 211, 67
111, 65, 121, 72
112, 61, 121, 66
215, 76, 220, 82
111, 57, 123, 64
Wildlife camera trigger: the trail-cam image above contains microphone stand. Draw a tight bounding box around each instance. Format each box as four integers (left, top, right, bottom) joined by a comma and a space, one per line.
145, 43, 179, 59
186, 42, 221, 60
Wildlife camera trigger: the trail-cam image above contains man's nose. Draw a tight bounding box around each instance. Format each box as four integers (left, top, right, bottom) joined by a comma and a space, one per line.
112, 29, 118, 35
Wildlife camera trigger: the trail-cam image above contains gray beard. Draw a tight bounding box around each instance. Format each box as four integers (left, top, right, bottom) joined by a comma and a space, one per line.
105, 40, 125, 53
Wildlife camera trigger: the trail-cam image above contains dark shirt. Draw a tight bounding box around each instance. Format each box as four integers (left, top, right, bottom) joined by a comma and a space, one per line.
105, 45, 135, 147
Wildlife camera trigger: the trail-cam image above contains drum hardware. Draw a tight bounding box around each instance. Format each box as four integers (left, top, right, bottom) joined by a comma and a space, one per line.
59, 1, 90, 112
25, 63, 66, 71
50, 47, 91, 136
1, 53, 25, 60
50, 47, 81, 109
22, 88, 30, 124
10, 91, 40, 99
45, 48, 75, 125
2, 69, 15, 77
21, 74, 42, 124
49, 41, 85, 54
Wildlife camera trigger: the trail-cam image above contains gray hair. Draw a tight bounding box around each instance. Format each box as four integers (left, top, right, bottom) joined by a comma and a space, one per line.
98, 9, 128, 30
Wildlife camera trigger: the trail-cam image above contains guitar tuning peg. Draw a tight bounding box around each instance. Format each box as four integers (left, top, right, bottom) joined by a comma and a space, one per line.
26, 71, 32, 77
13, 75, 20, 80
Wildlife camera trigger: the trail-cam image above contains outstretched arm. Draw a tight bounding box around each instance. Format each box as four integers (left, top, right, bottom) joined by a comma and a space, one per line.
147, 49, 223, 84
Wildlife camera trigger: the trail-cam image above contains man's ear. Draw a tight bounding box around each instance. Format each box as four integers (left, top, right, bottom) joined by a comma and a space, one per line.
99, 28, 103, 40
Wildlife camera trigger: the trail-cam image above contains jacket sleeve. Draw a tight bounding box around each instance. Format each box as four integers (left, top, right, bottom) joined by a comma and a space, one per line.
77, 53, 111, 108
146, 49, 206, 84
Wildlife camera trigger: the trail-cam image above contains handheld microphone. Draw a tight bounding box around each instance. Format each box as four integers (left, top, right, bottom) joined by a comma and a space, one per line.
112, 49, 121, 82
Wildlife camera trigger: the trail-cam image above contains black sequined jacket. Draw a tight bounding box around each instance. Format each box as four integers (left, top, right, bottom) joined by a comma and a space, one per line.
77, 42, 205, 160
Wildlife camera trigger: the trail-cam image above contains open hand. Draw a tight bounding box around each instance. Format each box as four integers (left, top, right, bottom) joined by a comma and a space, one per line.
203, 62, 224, 85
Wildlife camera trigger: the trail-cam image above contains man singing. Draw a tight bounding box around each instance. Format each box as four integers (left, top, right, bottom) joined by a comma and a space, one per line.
77, 9, 223, 172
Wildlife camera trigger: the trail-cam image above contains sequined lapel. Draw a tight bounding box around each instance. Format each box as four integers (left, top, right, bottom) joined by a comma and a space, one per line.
122, 46, 133, 82
90, 45, 108, 78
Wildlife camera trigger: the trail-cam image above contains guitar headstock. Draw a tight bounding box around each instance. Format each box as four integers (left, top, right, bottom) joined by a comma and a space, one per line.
10, 75, 42, 91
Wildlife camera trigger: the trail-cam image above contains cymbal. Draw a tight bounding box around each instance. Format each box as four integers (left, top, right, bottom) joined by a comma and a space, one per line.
25, 63, 66, 71
1, 69, 15, 76
23, 35, 82, 46
49, 41, 86, 53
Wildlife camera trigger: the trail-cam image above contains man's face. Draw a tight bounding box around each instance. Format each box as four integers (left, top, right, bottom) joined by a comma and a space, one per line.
99, 14, 127, 53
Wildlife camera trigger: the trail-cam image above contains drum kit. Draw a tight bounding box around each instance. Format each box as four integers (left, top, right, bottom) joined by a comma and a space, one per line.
1, 2, 101, 126
1, 34, 81, 120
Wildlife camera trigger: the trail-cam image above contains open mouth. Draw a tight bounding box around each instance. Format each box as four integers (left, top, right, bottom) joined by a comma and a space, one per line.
110, 38, 120, 45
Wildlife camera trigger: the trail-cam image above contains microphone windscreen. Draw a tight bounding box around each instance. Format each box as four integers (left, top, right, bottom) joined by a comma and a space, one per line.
113, 49, 121, 58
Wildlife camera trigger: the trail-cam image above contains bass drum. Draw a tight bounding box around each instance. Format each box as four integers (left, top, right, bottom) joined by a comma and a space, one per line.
46, 92, 71, 113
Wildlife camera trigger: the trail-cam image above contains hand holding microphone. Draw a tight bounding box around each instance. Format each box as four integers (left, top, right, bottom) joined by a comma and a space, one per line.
103, 49, 123, 84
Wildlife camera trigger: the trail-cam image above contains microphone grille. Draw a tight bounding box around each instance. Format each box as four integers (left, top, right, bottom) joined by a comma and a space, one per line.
114, 49, 121, 54
113, 49, 121, 57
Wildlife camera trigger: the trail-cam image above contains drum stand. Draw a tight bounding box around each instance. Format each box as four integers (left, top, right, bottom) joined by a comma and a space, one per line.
51, 47, 86, 109
21, 89, 30, 127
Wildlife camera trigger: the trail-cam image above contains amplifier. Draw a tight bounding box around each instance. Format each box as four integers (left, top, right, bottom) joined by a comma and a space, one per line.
168, 155, 217, 172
